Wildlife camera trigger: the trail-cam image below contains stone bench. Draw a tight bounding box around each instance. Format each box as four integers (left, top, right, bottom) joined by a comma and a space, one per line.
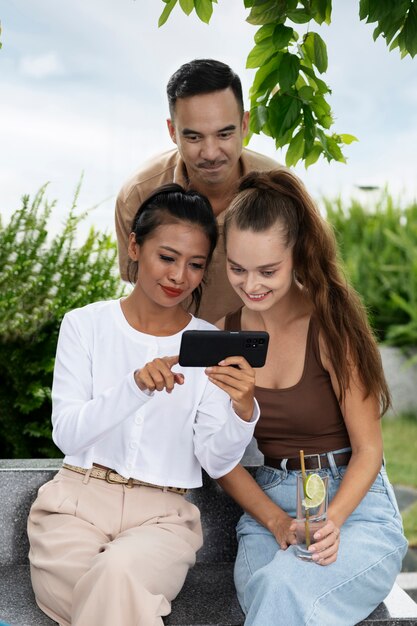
1, 458, 416, 626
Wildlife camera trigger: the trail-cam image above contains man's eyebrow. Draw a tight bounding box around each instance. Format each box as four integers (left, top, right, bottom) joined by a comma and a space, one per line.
182, 128, 200, 136
182, 124, 237, 136
217, 124, 237, 132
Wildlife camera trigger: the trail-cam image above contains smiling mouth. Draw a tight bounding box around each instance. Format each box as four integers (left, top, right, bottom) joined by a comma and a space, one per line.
161, 285, 184, 297
243, 290, 272, 302
198, 161, 227, 170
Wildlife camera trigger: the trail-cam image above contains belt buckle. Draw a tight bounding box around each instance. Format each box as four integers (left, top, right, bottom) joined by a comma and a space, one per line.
105, 469, 122, 484
304, 453, 322, 470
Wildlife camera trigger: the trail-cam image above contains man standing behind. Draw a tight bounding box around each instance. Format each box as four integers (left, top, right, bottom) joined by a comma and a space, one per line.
115, 58, 278, 322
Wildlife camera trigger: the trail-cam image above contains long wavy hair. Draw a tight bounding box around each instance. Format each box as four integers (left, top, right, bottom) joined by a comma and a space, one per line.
223, 169, 391, 415
128, 183, 218, 315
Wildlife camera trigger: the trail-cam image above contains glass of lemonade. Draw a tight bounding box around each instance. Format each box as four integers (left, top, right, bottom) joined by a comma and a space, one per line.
295, 471, 328, 561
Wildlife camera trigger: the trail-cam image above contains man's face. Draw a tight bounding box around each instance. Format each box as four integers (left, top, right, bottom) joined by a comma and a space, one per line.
167, 88, 249, 189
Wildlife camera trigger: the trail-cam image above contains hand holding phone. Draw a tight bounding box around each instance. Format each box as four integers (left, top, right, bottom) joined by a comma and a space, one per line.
179, 330, 269, 368
206, 355, 256, 422
179, 330, 269, 422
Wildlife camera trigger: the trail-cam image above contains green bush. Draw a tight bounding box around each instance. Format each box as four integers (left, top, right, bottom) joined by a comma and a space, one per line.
0, 185, 125, 458
324, 191, 417, 348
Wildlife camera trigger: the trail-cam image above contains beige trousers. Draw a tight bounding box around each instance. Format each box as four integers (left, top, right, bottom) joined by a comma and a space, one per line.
27, 468, 203, 626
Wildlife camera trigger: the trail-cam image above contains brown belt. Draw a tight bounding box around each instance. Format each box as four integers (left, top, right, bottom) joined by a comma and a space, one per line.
264, 451, 352, 471
62, 463, 187, 495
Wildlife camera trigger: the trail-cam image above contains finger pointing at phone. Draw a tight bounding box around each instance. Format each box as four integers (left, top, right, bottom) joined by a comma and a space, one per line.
134, 355, 184, 394
205, 356, 255, 422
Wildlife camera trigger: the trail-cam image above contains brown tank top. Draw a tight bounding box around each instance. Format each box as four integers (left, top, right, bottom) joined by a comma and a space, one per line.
224, 308, 350, 458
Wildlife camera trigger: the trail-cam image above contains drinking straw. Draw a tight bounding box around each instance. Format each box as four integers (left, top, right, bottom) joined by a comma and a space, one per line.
300, 449, 311, 548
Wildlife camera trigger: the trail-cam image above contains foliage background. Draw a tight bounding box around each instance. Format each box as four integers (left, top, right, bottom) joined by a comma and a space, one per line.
382, 413, 417, 546
0, 186, 125, 458
326, 191, 417, 349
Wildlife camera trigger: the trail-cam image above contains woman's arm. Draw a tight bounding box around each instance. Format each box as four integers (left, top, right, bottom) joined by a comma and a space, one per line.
52, 312, 153, 455
192, 375, 258, 479
320, 334, 383, 528
218, 464, 296, 549
305, 335, 383, 565
326, 382, 383, 525
214, 315, 294, 548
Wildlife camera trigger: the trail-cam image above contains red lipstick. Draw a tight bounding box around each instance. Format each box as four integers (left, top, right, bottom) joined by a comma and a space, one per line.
161, 285, 184, 298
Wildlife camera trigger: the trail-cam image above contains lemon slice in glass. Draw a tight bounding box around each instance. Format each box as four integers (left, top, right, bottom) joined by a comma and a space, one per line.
303, 473, 326, 508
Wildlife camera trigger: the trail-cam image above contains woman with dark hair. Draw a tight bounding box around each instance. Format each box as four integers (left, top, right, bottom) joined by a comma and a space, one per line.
214, 170, 408, 625
27, 183, 259, 626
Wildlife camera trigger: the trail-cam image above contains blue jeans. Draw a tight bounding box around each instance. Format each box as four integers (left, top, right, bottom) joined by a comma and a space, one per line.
234, 456, 408, 626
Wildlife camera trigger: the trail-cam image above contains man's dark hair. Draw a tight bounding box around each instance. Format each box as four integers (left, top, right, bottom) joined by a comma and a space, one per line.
167, 59, 244, 118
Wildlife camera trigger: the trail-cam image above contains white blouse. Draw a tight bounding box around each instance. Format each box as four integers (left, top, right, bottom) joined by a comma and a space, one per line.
52, 299, 259, 488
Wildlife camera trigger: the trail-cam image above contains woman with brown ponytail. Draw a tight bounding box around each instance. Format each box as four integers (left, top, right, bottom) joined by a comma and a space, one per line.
213, 169, 407, 625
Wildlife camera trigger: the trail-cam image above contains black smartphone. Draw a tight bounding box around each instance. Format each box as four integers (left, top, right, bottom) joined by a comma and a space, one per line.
179, 330, 269, 368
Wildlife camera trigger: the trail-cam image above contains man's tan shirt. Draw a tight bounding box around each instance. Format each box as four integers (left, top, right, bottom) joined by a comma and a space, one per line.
115, 148, 278, 323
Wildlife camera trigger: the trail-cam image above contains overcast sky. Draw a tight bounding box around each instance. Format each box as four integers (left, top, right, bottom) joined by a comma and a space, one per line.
1, 1, 416, 239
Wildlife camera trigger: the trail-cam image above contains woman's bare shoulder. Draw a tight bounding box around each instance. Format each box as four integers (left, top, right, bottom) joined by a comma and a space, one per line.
215, 316, 226, 330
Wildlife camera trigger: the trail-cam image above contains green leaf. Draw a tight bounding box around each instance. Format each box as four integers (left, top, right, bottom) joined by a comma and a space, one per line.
376, 14, 404, 45
303, 32, 328, 73
274, 124, 297, 149
247, 0, 288, 25
179, 0, 194, 15
278, 52, 300, 91
158, 0, 178, 26
247, 39, 276, 68
272, 24, 294, 49
317, 128, 331, 160
363, 0, 388, 23
300, 64, 330, 94
194, 0, 214, 23
339, 133, 358, 145
295, 73, 308, 90
304, 144, 322, 167
359, 0, 370, 21
298, 85, 314, 102
254, 23, 275, 43
311, 0, 332, 25
269, 92, 302, 136
402, 2, 417, 57
249, 104, 269, 134
311, 94, 332, 128
286, 129, 305, 166
389, 34, 401, 52
287, 9, 312, 24
250, 54, 282, 96
361, 0, 412, 47
327, 136, 346, 163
